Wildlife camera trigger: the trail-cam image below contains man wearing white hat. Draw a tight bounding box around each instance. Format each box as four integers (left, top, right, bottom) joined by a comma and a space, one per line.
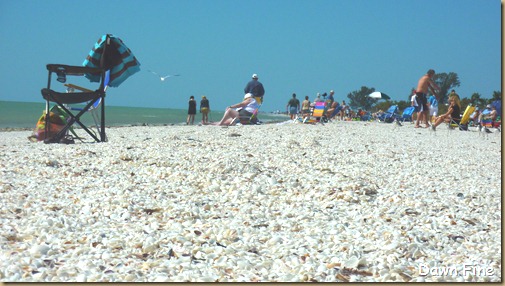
244, 73, 265, 104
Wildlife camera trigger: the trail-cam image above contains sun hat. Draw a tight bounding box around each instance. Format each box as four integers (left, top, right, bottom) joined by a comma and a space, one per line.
486, 104, 492, 109
244, 93, 253, 99
252, 74, 258, 79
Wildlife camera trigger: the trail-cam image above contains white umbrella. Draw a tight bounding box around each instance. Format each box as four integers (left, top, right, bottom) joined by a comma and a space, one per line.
369, 91, 391, 100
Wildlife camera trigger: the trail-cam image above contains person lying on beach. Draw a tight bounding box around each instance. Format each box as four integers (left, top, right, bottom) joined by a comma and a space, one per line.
431, 96, 461, 131
212, 93, 259, 126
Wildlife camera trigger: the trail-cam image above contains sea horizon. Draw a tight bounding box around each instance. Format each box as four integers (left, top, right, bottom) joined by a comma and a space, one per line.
0, 100, 287, 130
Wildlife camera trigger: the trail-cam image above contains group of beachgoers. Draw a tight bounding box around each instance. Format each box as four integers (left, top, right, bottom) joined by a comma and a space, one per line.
185, 69, 499, 128
409, 70, 498, 130
286, 91, 361, 122
186, 74, 265, 126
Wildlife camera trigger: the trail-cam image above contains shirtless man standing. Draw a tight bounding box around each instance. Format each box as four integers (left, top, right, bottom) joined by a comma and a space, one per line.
415, 69, 440, 128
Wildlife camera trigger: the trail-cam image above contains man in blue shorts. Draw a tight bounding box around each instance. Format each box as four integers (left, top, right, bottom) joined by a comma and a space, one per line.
286, 93, 300, 120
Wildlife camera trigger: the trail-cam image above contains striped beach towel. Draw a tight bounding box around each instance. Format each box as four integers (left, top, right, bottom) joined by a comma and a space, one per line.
83, 34, 141, 87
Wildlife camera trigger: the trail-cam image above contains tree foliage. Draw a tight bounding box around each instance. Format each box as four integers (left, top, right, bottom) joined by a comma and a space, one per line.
346, 86, 376, 110
433, 72, 461, 104
469, 92, 487, 107
491, 90, 502, 101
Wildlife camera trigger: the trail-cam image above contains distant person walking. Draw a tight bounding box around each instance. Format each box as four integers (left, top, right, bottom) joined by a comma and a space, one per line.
415, 69, 440, 128
187, 95, 197, 125
244, 74, 265, 104
200, 95, 210, 124
286, 93, 300, 120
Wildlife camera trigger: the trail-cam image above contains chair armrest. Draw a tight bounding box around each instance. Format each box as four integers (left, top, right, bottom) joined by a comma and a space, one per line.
46, 64, 105, 76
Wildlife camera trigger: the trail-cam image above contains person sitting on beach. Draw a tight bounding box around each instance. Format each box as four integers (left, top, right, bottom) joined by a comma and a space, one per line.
326, 101, 340, 119
478, 104, 497, 125
212, 93, 259, 126
431, 96, 461, 131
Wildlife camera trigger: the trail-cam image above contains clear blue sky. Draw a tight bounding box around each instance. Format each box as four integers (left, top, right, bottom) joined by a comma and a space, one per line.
0, 0, 500, 112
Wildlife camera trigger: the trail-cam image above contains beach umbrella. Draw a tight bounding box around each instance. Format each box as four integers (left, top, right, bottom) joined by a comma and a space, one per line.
83, 34, 141, 87
368, 91, 391, 100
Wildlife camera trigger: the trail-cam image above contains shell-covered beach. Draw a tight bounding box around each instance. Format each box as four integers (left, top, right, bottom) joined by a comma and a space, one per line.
0, 121, 501, 282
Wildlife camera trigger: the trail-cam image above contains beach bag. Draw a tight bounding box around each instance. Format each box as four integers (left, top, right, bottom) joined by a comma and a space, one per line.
32, 110, 66, 141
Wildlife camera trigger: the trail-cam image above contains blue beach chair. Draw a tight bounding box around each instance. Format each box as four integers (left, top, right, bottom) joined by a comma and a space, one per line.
378, 105, 399, 123
400, 106, 415, 123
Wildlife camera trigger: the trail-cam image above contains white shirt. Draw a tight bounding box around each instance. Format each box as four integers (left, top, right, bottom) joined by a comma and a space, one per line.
411, 94, 418, 106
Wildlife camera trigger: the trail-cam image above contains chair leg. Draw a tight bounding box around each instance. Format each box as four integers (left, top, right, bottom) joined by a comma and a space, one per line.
50, 96, 102, 142
100, 97, 106, 142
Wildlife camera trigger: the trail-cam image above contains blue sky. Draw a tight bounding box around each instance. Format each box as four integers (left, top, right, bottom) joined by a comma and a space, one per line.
0, 0, 500, 112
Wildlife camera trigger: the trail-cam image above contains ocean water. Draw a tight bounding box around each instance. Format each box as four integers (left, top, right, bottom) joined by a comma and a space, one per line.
0, 100, 287, 129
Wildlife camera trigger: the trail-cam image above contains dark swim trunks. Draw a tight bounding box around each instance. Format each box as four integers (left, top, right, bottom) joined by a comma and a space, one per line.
416, 92, 428, 112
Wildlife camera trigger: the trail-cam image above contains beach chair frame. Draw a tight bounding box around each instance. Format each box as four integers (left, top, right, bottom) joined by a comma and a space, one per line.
298, 101, 327, 124
400, 106, 415, 123
231, 104, 262, 125
41, 64, 107, 142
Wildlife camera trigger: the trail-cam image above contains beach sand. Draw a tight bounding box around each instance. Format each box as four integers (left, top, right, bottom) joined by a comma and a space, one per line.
0, 121, 501, 282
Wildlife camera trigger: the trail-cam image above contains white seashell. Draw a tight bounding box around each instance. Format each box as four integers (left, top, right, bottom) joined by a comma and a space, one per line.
30, 244, 50, 257
343, 256, 360, 269
76, 273, 87, 282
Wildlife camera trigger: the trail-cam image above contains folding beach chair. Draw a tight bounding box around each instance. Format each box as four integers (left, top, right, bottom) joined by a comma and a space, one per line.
231, 104, 262, 125
63, 70, 110, 139
40, 34, 140, 143
312, 101, 326, 121
41, 64, 107, 143
298, 101, 326, 124
328, 105, 343, 120
378, 105, 399, 123
400, 106, 415, 123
